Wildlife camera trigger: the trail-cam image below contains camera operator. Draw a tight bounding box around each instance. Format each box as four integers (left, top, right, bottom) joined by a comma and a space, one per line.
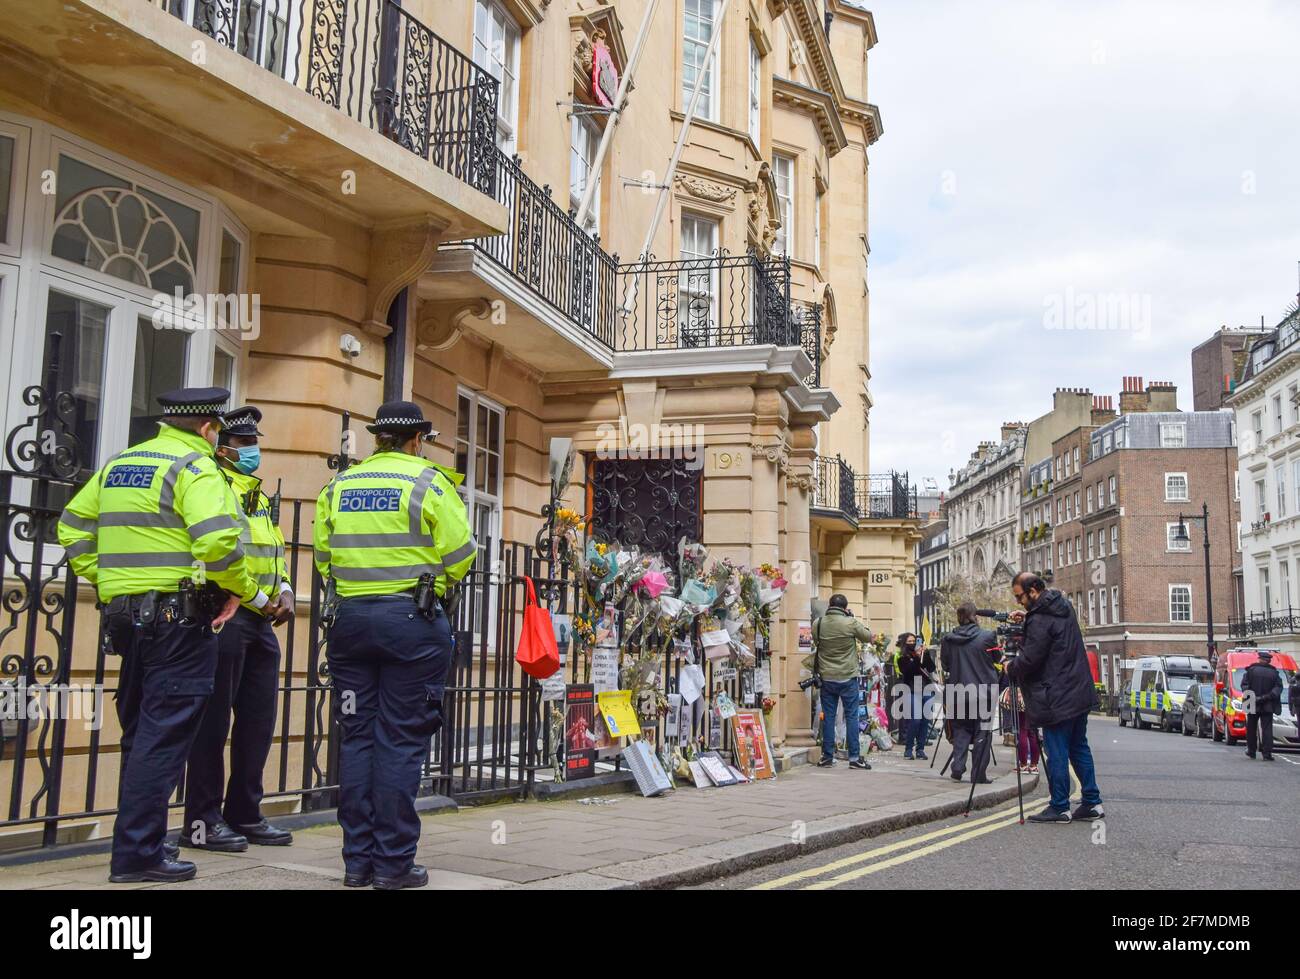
897, 634, 936, 760
813, 594, 873, 770
940, 603, 998, 783
1005, 572, 1103, 823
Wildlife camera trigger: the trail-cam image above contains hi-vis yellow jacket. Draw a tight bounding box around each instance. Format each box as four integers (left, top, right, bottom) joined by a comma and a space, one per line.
225, 468, 291, 612
313, 451, 475, 598
57, 424, 264, 604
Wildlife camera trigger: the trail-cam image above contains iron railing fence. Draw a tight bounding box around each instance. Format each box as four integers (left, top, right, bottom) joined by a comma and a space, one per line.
856, 471, 920, 520
795, 302, 823, 389
1227, 610, 1300, 641
811, 454, 859, 523
162, 0, 498, 196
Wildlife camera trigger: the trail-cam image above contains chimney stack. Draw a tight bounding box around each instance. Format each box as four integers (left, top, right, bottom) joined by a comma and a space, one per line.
1091, 394, 1117, 425
1119, 376, 1150, 414
1147, 381, 1178, 413
1000, 421, 1025, 442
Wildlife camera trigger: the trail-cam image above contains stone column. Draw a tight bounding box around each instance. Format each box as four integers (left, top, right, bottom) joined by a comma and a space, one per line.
780, 425, 816, 747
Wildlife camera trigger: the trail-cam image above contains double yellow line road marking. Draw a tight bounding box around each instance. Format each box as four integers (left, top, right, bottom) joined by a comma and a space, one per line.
752, 770, 1076, 890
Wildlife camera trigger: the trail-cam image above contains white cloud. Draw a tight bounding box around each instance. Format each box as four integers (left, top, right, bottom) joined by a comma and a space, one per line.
865, 0, 1300, 487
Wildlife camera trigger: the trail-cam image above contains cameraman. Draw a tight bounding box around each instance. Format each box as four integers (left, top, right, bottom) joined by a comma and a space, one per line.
940, 603, 998, 783
897, 634, 936, 760
1005, 572, 1103, 823
813, 594, 873, 770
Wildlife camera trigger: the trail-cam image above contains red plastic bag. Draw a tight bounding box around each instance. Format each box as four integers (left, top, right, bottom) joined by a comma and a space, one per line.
515, 576, 561, 679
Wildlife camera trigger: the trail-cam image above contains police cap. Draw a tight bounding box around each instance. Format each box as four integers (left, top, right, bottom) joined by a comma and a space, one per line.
157, 387, 231, 420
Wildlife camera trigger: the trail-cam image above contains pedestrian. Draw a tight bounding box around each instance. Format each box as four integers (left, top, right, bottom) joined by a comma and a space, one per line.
897, 633, 929, 760
181, 406, 294, 853
939, 602, 998, 784
1241, 650, 1283, 761
1000, 681, 1040, 774
1006, 572, 1103, 823
58, 387, 270, 883
812, 594, 873, 770
314, 400, 476, 889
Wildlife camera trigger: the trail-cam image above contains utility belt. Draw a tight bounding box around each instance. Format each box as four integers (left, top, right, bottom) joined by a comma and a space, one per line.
101, 580, 227, 630
329, 573, 443, 624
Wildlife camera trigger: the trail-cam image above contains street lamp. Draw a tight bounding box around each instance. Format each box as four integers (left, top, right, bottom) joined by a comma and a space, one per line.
1173, 502, 1216, 663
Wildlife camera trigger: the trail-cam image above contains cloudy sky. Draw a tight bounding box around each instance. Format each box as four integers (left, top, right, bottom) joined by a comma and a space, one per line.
863, 0, 1300, 491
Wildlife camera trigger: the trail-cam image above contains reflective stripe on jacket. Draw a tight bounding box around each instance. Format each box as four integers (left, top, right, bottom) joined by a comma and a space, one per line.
226, 468, 290, 611
56, 424, 261, 603
313, 451, 475, 598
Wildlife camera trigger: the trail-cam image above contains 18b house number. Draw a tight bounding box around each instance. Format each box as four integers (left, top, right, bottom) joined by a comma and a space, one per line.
869, 571, 890, 585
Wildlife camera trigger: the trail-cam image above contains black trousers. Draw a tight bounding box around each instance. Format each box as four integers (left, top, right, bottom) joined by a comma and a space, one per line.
1246, 711, 1274, 759
950, 719, 992, 782
184, 606, 281, 834
107, 613, 217, 875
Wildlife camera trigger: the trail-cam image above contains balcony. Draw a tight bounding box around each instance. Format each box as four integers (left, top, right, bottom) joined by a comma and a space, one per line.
811, 454, 859, 530
426, 150, 822, 381
1228, 609, 1300, 641
856, 472, 920, 521
0, 0, 508, 230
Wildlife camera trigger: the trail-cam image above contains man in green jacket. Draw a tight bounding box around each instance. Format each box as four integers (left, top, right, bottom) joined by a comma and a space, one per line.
813, 594, 874, 770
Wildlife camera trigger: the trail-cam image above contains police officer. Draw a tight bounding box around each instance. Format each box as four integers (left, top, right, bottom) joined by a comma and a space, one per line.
58, 388, 272, 883
314, 401, 475, 889
182, 406, 295, 852
1242, 650, 1282, 761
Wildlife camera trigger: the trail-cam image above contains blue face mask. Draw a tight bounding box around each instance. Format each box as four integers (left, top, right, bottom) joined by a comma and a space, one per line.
233, 444, 261, 475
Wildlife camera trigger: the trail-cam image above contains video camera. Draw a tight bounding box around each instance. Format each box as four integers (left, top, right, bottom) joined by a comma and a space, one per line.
975, 608, 1025, 655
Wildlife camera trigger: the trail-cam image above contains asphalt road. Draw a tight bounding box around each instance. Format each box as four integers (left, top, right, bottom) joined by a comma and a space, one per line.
693, 715, 1300, 889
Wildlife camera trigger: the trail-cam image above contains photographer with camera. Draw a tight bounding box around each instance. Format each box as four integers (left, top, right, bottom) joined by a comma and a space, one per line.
812, 594, 873, 770
1005, 573, 1103, 824
897, 634, 936, 759
940, 603, 999, 784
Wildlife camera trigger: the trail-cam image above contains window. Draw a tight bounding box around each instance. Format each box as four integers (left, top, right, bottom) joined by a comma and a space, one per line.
1278, 464, 1289, 519
1280, 560, 1292, 608
0, 132, 14, 247
1055, 456, 1062, 481
1111, 585, 1119, 621
1073, 446, 1080, 470
1087, 486, 1094, 513
1236, 471, 1241, 502
1115, 426, 1126, 448
1057, 499, 1063, 523
1058, 542, 1064, 567
1252, 410, 1264, 447
1068, 538, 1075, 564
1159, 423, 1186, 448
1169, 585, 1192, 623
1259, 567, 1271, 611
1255, 478, 1267, 521
1074, 491, 1080, 515
1275, 394, 1284, 433
1087, 531, 1094, 560
212, 344, 237, 402
677, 213, 721, 347
773, 153, 794, 256
455, 388, 503, 567
1102, 432, 1113, 453
1087, 591, 1095, 625
813, 189, 822, 267
683, 0, 719, 121
1097, 531, 1105, 557
1165, 472, 1188, 502
748, 38, 761, 146
1098, 587, 1108, 625
1065, 496, 1073, 521
569, 116, 600, 235
168, 0, 293, 75
1290, 384, 1299, 425
1111, 524, 1118, 552
1167, 521, 1191, 552
474, 0, 521, 152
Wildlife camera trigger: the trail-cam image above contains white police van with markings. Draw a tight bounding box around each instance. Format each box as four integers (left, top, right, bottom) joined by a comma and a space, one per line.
1119, 656, 1214, 732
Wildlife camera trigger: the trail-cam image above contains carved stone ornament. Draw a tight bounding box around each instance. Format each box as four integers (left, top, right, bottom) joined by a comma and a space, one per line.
366, 217, 447, 336
675, 174, 737, 206
415, 297, 493, 352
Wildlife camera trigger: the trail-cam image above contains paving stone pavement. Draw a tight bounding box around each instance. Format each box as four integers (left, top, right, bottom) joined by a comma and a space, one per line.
0, 746, 1036, 890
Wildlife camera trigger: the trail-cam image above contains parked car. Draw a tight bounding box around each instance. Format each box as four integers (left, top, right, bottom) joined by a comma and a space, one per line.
1119, 656, 1213, 732
1180, 682, 1214, 738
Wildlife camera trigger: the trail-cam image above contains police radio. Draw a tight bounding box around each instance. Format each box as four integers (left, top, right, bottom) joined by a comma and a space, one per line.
270, 478, 282, 524
413, 572, 438, 620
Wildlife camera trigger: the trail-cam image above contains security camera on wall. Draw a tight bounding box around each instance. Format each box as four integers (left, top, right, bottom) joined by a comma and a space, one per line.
340, 333, 362, 359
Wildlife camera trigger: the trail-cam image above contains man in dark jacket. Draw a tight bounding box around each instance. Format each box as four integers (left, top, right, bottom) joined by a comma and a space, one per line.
1241, 650, 1283, 761
940, 602, 999, 783
1006, 573, 1102, 823
897, 634, 936, 759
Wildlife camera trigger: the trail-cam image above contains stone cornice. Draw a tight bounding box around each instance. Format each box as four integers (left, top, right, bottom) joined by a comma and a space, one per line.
1224, 346, 1300, 408
772, 77, 848, 155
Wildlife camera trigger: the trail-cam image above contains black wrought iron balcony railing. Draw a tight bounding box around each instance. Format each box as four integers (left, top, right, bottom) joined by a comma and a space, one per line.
1227, 610, 1300, 640
795, 301, 823, 388
857, 471, 920, 520
812, 454, 859, 523
163, 0, 499, 197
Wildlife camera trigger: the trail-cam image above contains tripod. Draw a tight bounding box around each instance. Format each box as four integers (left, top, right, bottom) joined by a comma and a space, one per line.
964, 664, 1026, 824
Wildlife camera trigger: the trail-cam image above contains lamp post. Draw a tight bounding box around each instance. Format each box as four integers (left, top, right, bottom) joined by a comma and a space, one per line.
1173, 503, 1216, 663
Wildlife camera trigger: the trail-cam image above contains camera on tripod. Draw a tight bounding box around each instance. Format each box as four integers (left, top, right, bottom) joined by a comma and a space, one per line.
976, 609, 1025, 655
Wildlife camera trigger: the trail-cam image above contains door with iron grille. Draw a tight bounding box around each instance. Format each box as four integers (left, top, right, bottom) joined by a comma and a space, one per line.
588, 456, 701, 560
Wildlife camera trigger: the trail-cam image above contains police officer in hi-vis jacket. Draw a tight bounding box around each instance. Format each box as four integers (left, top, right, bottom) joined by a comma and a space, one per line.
58, 387, 274, 883
182, 405, 295, 853
314, 401, 475, 889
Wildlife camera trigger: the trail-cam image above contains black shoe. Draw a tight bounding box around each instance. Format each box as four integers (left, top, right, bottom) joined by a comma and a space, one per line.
1072, 803, 1104, 821
163, 841, 180, 861
1246, 753, 1256, 759
817, 756, 835, 768
179, 821, 249, 852
108, 859, 197, 883
343, 870, 374, 888
1027, 806, 1071, 824
915, 751, 928, 760
974, 777, 994, 784
373, 865, 429, 890
950, 771, 964, 782
849, 758, 872, 770
234, 819, 293, 846
1262, 756, 1275, 761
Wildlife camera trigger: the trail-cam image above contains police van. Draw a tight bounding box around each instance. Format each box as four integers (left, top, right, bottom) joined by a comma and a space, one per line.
1119, 656, 1214, 732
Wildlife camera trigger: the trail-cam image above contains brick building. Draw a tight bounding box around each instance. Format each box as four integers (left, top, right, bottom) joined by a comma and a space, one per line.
1049, 379, 1239, 695
1191, 325, 1269, 411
